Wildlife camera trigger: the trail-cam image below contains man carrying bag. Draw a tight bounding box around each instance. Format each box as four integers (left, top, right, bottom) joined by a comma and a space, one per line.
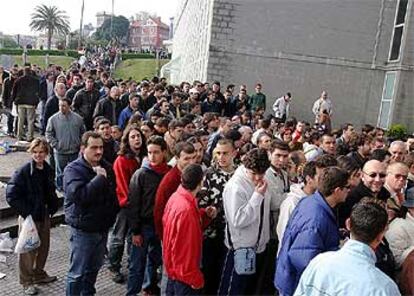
219, 148, 271, 295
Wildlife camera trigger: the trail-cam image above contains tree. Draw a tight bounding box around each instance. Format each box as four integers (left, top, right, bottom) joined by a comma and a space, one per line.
30, 4, 70, 50
94, 15, 129, 42
0, 36, 18, 48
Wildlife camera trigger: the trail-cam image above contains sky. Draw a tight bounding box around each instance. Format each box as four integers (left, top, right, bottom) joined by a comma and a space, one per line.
0, 0, 180, 35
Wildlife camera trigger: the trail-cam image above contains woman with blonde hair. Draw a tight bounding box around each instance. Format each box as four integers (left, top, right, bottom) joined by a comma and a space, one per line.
6, 137, 59, 295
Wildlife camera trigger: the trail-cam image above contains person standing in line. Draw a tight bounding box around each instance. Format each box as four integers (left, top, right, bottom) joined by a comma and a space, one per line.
272, 92, 291, 123
275, 167, 350, 296
218, 148, 271, 295
294, 199, 400, 296
249, 83, 266, 112
45, 98, 85, 192
63, 132, 119, 295
163, 164, 217, 295
198, 139, 237, 294
6, 138, 59, 295
107, 124, 147, 284
125, 136, 170, 295
312, 90, 333, 132
12, 66, 40, 142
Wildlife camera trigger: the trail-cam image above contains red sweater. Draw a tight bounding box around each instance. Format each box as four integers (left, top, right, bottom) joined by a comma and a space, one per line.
162, 185, 210, 289
113, 155, 140, 207
154, 165, 181, 239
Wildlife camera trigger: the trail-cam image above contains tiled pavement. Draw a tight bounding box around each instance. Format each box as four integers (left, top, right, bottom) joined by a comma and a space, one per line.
0, 225, 129, 295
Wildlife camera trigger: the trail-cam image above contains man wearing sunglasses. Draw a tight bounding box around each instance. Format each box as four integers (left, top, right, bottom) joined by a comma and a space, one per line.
337, 159, 390, 227
385, 162, 409, 221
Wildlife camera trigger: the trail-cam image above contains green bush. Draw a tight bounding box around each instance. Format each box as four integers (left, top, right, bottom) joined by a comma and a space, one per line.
386, 124, 408, 140
121, 53, 155, 60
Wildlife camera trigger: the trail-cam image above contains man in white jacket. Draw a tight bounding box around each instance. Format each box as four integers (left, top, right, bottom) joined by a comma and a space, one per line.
385, 187, 414, 267
277, 161, 318, 245
219, 148, 271, 296
263, 140, 290, 295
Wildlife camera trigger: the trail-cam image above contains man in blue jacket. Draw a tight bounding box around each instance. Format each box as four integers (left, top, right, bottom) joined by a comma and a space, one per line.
63, 131, 119, 295
275, 167, 350, 296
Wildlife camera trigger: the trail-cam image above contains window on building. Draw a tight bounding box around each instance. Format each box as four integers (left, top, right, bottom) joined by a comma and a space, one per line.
389, 0, 408, 61
378, 72, 396, 129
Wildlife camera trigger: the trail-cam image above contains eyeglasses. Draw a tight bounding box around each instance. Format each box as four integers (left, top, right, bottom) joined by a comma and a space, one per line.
390, 173, 408, 180
363, 171, 386, 179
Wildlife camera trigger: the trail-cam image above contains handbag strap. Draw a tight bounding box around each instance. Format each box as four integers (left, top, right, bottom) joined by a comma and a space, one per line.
226, 198, 265, 250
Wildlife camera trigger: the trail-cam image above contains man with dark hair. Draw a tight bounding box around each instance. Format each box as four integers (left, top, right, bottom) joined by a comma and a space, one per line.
12, 66, 40, 141
63, 131, 119, 295
65, 73, 84, 102
219, 148, 271, 295
72, 76, 101, 130
336, 123, 354, 155
154, 142, 196, 239
141, 84, 164, 113
126, 136, 170, 295
295, 200, 400, 296
198, 139, 237, 294
1, 67, 18, 136
347, 133, 372, 168
277, 161, 318, 247
201, 90, 223, 115
94, 118, 119, 164
163, 164, 217, 295
206, 117, 232, 159
275, 167, 350, 296
272, 92, 291, 123
118, 93, 142, 130
320, 133, 336, 155
249, 83, 266, 112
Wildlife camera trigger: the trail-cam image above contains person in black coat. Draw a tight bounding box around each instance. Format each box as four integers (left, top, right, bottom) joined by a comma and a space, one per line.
63, 131, 119, 295
93, 86, 123, 125
6, 138, 59, 294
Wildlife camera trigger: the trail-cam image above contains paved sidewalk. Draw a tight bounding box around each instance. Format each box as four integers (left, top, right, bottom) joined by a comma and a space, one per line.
0, 225, 128, 295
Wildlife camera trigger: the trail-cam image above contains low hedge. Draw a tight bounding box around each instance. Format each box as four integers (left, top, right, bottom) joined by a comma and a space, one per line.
0, 48, 80, 58
121, 53, 155, 60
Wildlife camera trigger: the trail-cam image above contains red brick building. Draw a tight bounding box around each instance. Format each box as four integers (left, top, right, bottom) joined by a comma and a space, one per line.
128, 17, 169, 51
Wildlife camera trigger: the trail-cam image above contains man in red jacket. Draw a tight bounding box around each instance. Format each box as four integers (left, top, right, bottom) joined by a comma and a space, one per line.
162, 164, 217, 295
154, 141, 196, 239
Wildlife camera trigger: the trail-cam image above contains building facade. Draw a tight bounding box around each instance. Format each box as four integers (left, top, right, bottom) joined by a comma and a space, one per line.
128, 17, 170, 51
96, 11, 113, 28
168, 0, 414, 132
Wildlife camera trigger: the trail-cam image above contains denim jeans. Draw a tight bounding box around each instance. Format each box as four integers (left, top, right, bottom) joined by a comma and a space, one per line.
126, 224, 162, 295
166, 278, 199, 296
107, 209, 130, 272
54, 152, 78, 191
66, 227, 108, 296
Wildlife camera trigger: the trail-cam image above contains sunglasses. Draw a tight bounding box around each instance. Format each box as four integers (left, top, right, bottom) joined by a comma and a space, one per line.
363, 172, 386, 179
391, 173, 408, 180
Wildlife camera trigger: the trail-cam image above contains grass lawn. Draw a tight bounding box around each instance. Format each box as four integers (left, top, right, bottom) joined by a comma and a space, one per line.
114, 59, 169, 81
7, 55, 75, 69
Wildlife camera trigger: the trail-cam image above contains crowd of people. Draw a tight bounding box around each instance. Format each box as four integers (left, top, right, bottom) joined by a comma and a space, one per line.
1, 56, 414, 296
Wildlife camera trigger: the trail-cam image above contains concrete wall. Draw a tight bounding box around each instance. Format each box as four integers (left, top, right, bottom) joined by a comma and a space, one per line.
172, 0, 414, 130
170, 0, 214, 83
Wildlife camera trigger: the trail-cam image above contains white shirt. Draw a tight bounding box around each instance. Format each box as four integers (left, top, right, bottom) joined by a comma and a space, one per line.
273, 96, 290, 118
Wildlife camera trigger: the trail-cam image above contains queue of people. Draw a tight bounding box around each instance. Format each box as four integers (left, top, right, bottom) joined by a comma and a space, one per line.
2, 58, 414, 296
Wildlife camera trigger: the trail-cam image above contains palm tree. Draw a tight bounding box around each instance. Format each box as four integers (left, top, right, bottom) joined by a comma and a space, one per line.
30, 4, 70, 50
